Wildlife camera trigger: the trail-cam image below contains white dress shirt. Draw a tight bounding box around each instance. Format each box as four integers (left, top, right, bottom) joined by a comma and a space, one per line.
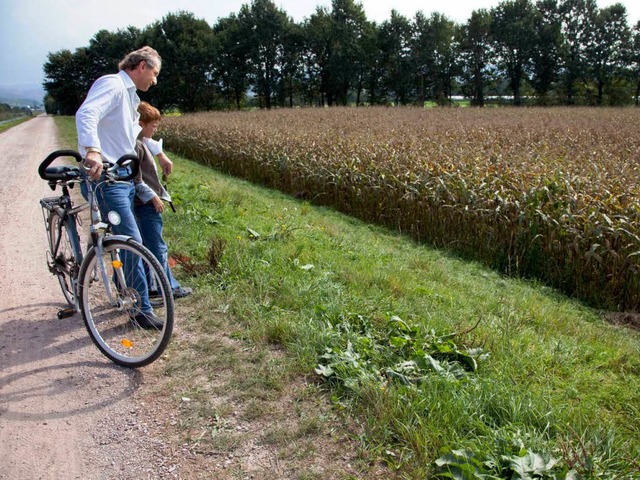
76, 70, 143, 164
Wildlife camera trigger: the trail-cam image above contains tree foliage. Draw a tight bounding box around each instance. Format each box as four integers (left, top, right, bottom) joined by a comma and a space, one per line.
139, 11, 218, 112
43, 49, 90, 115
633, 21, 640, 105
42, 0, 640, 111
459, 9, 493, 106
588, 4, 632, 104
491, 0, 538, 106
379, 11, 414, 105
530, 0, 563, 103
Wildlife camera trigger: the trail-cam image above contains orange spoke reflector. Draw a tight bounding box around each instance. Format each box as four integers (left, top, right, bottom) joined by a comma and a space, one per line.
112, 260, 123, 269
121, 338, 133, 348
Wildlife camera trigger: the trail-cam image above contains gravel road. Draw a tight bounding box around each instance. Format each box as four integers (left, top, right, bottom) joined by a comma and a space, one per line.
0, 116, 176, 479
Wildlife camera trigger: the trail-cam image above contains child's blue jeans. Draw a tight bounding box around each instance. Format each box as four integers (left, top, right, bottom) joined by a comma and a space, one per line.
134, 203, 181, 291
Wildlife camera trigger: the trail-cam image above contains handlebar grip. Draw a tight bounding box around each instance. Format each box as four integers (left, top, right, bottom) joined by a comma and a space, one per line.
38, 150, 83, 180
112, 154, 140, 182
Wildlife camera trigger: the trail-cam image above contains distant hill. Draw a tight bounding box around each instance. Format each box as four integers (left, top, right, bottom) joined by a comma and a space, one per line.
0, 84, 45, 108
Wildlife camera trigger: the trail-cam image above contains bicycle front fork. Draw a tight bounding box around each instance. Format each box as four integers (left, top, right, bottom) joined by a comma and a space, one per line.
92, 238, 138, 312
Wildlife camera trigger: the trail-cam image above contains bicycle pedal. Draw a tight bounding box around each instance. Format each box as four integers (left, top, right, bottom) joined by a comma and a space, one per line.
57, 308, 76, 319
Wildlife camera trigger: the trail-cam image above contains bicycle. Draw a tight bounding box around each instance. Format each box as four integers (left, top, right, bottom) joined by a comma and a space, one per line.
38, 149, 174, 368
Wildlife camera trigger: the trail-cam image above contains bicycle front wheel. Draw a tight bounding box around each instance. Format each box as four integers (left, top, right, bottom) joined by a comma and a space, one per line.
77, 238, 174, 368
48, 211, 78, 306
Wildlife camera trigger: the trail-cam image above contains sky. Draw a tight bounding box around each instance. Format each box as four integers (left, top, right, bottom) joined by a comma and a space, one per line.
1, 0, 639, 89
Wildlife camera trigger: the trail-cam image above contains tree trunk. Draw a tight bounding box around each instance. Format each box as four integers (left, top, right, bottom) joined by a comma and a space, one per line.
473, 66, 484, 106
597, 80, 604, 106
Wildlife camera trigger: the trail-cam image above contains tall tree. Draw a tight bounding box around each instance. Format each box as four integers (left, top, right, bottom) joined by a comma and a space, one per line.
378, 10, 414, 105
559, 0, 598, 104
587, 3, 631, 105
361, 22, 387, 105
213, 14, 251, 109
304, 0, 369, 106
413, 12, 460, 104
349, 18, 377, 106
491, 0, 537, 106
277, 21, 306, 107
530, 0, 563, 103
459, 9, 493, 106
303, 7, 333, 106
354, 20, 381, 105
141, 11, 218, 112
238, 0, 292, 109
43, 48, 92, 115
327, 0, 370, 105
86, 27, 142, 79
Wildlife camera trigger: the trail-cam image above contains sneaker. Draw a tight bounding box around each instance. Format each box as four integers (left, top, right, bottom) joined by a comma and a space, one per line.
131, 311, 164, 329
173, 286, 193, 299
148, 289, 161, 298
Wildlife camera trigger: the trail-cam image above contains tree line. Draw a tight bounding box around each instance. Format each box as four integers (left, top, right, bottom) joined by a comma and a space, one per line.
43, 0, 640, 114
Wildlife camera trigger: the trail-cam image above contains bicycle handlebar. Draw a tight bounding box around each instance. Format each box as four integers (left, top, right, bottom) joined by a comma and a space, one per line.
38, 150, 140, 182
112, 154, 140, 182
38, 150, 83, 180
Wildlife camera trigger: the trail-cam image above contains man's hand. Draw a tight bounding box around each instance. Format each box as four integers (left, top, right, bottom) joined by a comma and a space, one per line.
151, 195, 165, 213
158, 152, 173, 176
84, 151, 103, 181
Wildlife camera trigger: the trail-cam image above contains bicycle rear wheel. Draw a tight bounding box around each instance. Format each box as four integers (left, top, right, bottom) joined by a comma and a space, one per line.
48, 211, 78, 306
77, 238, 174, 368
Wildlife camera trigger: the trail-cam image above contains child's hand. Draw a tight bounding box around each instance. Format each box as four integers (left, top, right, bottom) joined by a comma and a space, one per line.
151, 195, 165, 213
158, 152, 173, 176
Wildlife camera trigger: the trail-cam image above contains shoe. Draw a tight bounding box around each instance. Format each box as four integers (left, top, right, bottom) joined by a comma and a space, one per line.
131, 311, 164, 329
149, 296, 165, 307
148, 290, 163, 306
173, 286, 193, 299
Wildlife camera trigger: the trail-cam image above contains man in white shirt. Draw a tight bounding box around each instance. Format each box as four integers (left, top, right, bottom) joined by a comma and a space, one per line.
76, 46, 163, 329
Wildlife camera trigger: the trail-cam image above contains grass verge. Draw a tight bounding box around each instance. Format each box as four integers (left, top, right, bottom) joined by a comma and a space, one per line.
0, 116, 33, 134
52, 115, 78, 148
53, 116, 640, 479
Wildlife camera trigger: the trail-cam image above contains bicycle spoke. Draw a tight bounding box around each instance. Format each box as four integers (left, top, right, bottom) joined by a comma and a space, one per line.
79, 240, 173, 368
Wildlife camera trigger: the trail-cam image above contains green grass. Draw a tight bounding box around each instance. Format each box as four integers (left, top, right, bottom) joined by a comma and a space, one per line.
0, 116, 33, 134
52, 116, 640, 478
52, 115, 78, 149
163, 155, 640, 478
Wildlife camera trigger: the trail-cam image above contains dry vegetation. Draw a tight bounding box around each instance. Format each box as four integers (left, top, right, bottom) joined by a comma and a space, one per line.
161, 106, 640, 311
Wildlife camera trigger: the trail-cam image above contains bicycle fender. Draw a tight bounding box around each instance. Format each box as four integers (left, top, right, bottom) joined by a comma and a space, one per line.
102, 235, 137, 244
85, 235, 143, 257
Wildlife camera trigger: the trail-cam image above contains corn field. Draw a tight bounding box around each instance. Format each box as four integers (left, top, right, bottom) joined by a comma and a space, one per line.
161, 107, 640, 311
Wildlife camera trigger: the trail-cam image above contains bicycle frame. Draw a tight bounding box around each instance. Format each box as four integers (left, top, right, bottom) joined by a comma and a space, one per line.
40, 160, 141, 312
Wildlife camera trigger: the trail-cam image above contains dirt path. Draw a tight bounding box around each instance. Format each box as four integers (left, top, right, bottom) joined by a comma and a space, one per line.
0, 116, 172, 479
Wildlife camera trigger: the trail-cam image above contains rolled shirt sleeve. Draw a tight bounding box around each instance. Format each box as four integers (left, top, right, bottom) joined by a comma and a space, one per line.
142, 137, 163, 156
